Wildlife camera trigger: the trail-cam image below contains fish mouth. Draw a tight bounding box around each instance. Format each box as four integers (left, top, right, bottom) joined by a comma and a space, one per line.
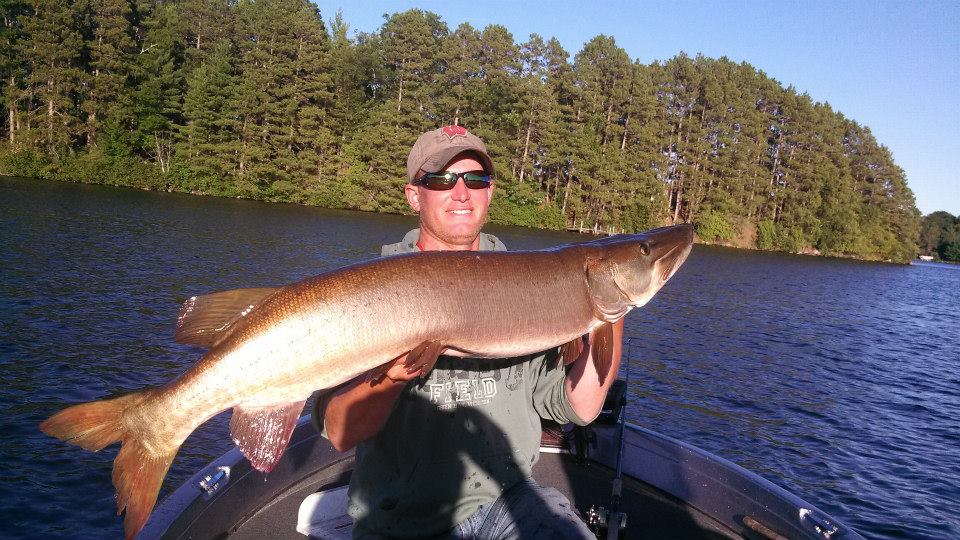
647, 224, 694, 283
658, 241, 693, 283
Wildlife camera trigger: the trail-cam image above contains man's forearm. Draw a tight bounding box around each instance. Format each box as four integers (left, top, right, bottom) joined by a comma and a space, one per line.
323, 376, 407, 452
565, 319, 624, 422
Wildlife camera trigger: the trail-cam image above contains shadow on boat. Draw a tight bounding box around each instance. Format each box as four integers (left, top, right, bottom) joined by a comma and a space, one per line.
141, 372, 865, 540
350, 391, 596, 538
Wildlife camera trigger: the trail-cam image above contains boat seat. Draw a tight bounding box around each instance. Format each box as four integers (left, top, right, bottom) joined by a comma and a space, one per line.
296, 486, 353, 540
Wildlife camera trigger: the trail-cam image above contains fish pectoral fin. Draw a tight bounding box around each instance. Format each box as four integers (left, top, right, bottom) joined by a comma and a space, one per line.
175, 287, 280, 348
403, 340, 444, 378
589, 322, 615, 386
560, 336, 585, 366
229, 399, 306, 473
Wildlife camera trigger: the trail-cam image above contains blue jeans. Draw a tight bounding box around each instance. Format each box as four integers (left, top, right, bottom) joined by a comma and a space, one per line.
354, 478, 595, 540
443, 479, 595, 540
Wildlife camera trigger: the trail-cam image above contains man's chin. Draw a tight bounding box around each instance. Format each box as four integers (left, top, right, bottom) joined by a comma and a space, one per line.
429, 225, 484, 246
440, 231, 482, 245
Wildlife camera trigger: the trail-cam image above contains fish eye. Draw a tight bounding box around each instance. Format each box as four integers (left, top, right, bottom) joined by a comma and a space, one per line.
639, 242, 651, 256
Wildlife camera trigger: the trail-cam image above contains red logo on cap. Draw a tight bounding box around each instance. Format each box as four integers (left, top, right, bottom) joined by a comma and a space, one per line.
442, 125, 468, 139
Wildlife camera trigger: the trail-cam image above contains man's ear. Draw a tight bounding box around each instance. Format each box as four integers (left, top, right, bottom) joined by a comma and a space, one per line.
404, 183, 420, 212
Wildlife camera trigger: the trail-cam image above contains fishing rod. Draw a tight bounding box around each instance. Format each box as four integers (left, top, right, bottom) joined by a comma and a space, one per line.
585, 338, 632, 539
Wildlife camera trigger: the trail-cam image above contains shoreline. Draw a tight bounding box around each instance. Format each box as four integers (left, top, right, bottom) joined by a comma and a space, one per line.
1, 173, 915, 265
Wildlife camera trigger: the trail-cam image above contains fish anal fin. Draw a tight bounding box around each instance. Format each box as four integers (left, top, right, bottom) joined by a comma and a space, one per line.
229, 399, 306, 473
560, 337, 584, 366
589, 322, 615, 386
403, 340, 443, 378
175, 287, 279, 348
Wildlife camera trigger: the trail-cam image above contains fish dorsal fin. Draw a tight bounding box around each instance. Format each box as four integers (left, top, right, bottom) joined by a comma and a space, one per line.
403, 340, 444, 378
175, 287, 280, 348
589, 322, 615, 386
229, 399, 306, 473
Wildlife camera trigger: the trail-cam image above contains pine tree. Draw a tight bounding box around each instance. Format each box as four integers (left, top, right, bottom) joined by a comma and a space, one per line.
284, 0, 333, 197
133, 1, 184, 173
571, 35, 631, 230
1, 0, 30, 145
176, 40, 240, 193
78, 0, 135, 148
435, 22, 481, 126
178, 0, 233, 71
21, 0, 84, 155
347, 9, 447, 212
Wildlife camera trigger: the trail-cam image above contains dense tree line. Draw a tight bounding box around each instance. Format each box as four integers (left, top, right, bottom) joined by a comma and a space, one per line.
0, 2, 921, 261
919, 212, 960, 262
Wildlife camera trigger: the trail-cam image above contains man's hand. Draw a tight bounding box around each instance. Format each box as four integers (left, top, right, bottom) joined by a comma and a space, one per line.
371, 352, 425, 384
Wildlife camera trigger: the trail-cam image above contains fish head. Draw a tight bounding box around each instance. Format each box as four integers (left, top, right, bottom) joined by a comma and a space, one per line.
597, 224, 695, 310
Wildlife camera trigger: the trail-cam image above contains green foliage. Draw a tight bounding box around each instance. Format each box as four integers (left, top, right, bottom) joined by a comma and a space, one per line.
940, 242, 960, 262
489, 180, 565, 229
694, 210, 735, 243
56, 151, 163, 190
0, 147, 51, 177
615, 200, 656, 233
919, 211, 960, 259
756, 220, 776, 251
0, 4, 922, 261
773, 226, 805, 254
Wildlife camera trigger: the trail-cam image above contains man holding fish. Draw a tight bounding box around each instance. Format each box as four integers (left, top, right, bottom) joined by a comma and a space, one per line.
317, 125, 621, 539
39, 120, 693, 540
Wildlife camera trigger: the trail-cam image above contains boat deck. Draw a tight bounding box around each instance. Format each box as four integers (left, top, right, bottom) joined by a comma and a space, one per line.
230, 451, 738, 540
144, 400, 864, 540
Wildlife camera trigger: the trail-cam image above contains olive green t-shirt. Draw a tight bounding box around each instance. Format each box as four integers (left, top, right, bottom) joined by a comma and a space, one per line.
340, 230, 586, 539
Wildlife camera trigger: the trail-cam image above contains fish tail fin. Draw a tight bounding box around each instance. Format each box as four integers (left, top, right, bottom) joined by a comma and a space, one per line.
113, 435, 176, 540
40, 390, 175, 539
40, 392, 148, 451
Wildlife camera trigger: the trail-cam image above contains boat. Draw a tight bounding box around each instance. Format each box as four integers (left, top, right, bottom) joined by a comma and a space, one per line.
140, 379, 864, 540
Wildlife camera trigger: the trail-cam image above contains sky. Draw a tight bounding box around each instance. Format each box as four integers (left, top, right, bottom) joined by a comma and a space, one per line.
313, 0, 960, 216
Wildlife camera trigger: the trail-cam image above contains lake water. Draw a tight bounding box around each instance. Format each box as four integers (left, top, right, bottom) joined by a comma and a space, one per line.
1, 176, 957, 539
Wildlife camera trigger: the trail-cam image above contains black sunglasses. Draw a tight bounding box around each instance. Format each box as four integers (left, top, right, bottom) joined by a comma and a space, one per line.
414, 170, 492, 190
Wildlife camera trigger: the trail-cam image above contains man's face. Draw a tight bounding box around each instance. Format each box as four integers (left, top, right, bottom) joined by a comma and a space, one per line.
405, 153, 494, 250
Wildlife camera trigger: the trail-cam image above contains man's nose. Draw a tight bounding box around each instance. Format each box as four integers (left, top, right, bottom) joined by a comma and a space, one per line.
450, 178, 471, 201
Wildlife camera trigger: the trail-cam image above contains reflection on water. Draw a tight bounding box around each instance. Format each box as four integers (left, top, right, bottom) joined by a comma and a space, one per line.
1, 177, 958, 539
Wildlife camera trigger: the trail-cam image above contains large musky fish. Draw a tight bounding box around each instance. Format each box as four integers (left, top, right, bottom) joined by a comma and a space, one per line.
40, 223, 694, 539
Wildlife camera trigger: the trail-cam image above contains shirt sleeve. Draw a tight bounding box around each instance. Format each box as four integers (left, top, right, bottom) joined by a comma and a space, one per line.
528, 349, 590, 426
311, 388, 336, 438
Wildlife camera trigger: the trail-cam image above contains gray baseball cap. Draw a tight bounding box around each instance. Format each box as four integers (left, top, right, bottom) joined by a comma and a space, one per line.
406, 125, 495, 183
